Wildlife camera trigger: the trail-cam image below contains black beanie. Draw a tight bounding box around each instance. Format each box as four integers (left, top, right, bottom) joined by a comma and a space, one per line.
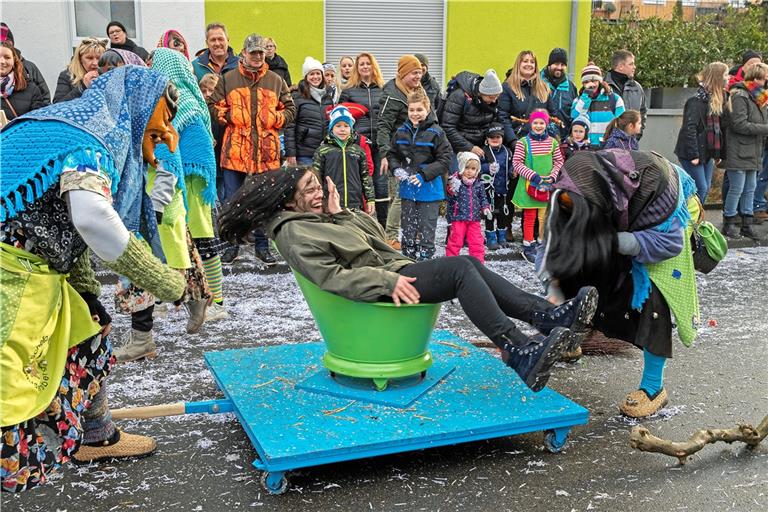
106, 21, 127, 36
742, 49, 762, 66
548, 48, 568, 67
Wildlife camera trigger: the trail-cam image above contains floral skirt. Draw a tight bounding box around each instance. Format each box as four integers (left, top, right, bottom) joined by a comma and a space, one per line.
0, 333, 114, 493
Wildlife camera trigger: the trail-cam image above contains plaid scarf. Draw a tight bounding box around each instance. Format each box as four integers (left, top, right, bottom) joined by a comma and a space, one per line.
0, 72, 15, 98
744, 80, 768, 109
697, 85, 723, 159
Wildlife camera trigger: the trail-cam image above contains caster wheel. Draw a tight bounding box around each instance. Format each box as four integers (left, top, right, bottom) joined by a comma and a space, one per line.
260, 471, 289, 495
373, 378, 388, 391
543, 429, 569, 453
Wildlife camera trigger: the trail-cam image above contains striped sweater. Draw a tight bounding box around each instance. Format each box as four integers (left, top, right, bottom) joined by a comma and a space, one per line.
512, 136, 564, 182
571, 91, 625, 147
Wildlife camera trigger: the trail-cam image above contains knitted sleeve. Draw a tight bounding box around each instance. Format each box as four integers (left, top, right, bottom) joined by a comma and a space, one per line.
67, 248, 101, 296
512, 140, 536, 181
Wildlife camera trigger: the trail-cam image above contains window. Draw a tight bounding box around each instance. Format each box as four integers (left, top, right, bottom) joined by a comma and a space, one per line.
71, 0, 139, 40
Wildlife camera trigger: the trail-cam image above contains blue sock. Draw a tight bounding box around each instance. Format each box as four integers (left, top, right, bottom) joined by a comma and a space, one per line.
639, 349, 666, 397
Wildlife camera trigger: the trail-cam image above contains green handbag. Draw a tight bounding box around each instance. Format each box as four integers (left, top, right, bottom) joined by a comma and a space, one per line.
691, 220, 728, 274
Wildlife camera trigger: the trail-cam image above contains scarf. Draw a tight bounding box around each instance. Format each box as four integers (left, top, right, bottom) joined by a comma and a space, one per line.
157, 29, 190, 60
309, 84, 325, 104
609, 70, 629, 93
395, 77, 422, 98
1, 66, 168, 237
0, 73, 14, 98
529, 130, 548, 142
461, 175, 476, 186
695, 84, 723, 159
113, 48, 146, 67
239, 56, 268, 77
744, 80, 768, 109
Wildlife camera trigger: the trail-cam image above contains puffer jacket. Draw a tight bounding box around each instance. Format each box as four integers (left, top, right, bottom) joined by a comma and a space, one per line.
388, 115, 452, 202
376, 78, 411, 157
208, 61, 296, 173
440, 71, 505, 152
0, 82, 47, 120
422, 72, 441, 108
481, 144, 513, 193
53, 69, 85, 103
312, 132, 375, 210
602, 128, 639, 150
499, 79, 554, 142
266, 54, 292, 86
20, 55, 50, 102
541, 69, 578, 139
339, 81, 382, 143
447, 173, 489, 222
674, 92, 727, 163
724, 82, 768, 171
284, 80, 334, 159
268, 209, 413, 302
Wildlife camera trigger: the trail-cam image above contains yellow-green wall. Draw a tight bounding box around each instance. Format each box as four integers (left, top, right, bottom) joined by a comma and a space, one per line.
204, 0, 324, 82
204, 0, 591, 86
445, 0, 591, 83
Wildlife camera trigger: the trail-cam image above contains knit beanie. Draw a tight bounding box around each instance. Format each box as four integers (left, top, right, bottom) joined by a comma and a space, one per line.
548, 48, 568, 67
397, 55, 421, 79
302, 56, 324, 78
581, 62, 603, 83
328, 105, 355, 131
478, 69, 503, 95
106, 21, 127, 35
457, 151, 481, 175
742, 49, 762, 65
529, 110, 550, 125
414, 53, 429, 68
323, 62, 336, 74
0, 23, 13, 44
572, 116, 590, 134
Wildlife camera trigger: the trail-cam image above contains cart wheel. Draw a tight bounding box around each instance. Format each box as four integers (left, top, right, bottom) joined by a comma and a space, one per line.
543, 429, 569, 453
373, 378, 388, 391
260, 471, 289, 495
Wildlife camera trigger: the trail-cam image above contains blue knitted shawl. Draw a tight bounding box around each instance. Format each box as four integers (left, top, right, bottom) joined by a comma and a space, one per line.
179, 120, 217, 205
0, 66, 169, 234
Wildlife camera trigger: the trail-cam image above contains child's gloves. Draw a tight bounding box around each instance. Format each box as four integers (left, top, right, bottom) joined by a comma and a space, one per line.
483, 207, 493, 220
529, 174, 543, 188
449, 175, 462, 194
489, 162, 500, 175
393, 168, 409, 182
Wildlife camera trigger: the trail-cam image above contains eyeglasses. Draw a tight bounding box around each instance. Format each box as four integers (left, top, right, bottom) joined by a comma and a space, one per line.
108, 28, 124, 35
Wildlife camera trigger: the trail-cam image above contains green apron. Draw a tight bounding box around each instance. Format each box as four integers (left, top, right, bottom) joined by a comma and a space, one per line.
186, 176, 214, 239
146, 167, 190, 269
1, 243, 100, 426
512, 137, 556, 209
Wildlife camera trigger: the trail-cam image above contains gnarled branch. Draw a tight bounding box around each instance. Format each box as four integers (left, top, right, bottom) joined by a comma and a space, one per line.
629, 414, 768, 465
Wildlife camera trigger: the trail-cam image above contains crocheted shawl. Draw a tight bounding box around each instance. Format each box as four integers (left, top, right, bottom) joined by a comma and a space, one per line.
112, 48, 147, 67
0, 66, 168, 235
157, 30, 190, 60
151, 48, 216, 204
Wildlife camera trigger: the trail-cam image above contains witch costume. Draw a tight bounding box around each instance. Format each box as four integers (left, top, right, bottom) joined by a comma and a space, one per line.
1, 66, 186, 491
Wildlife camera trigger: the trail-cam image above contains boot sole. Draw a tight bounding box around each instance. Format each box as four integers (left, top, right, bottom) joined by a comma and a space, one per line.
565, 287, 599, 352
115, 351, 157, 363
525, 327, 571, 392
71, 445, 157, 464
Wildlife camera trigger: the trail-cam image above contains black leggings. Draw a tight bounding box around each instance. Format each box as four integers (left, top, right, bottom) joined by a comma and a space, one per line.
398, 256, 550, 347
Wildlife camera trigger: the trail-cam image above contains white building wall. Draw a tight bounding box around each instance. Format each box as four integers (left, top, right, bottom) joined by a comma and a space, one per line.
2, 0, 206, 101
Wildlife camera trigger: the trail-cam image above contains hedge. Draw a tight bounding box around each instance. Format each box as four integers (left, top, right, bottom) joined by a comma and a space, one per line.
589, 5, 768, 88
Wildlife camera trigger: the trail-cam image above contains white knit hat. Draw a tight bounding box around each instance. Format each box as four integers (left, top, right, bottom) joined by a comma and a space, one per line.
302, 56, 323, 78
478, 69, 503, 95
457, 151, 481, 174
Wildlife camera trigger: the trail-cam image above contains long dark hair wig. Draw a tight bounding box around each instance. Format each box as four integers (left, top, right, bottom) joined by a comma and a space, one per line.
543, 190, 624, 296
218, 166, 310, 244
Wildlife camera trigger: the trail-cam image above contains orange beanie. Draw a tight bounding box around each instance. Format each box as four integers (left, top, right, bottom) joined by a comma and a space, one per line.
397, 55, 421, 79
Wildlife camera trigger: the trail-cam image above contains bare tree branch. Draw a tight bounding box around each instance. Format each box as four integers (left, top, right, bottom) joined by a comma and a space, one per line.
629, 414, 768, 465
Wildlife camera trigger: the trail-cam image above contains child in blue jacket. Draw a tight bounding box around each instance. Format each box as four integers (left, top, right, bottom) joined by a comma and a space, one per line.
480, 122, 514, 250
389, 89, 453, 260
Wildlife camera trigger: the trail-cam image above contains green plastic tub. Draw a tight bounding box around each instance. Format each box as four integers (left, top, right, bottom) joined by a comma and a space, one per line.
292, 271, 440, 390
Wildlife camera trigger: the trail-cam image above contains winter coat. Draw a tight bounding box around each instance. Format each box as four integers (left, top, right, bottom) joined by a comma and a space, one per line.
53, 69, 85, 103
723, 82, 768, 171
602, 128, 639, 150
388, 115, 452, 202
675, 95, 718, 162
312, 133, 375, 210
541, 69, 577, 138
266, 54, 292, 86
109, 39, 148, 62
422, 72, 441, 109
440, 71, 505, 152
268, 209, 413, 302
376, 78, 411, 157
20, 56, 50, 102
192, 47, 240, 81
571, 86, 625, 147
208, 62, 296, 173
480, 144, 513, 193
339, 81, 382, 143
561, 137, 592, 160
284, 80, 335, 159
498, 79, 554, 142
1, 81, 47, 120
447, 174, 489, 222
606, 71, 647, 137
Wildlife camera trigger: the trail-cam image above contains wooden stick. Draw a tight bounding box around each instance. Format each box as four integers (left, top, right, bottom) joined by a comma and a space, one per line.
111, 402, 186, 420
629, 414, 768, 465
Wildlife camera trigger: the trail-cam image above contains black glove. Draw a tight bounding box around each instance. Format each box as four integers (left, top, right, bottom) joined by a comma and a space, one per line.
156, 211, 164, 225
79, 292, 112, 327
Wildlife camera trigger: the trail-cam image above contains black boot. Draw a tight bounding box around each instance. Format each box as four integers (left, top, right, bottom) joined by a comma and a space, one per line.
499, 327, 571, 392
255, 246, 278, 266
529, 286, 598, 352
740, 215, 762, 241
721, 215, 742, 239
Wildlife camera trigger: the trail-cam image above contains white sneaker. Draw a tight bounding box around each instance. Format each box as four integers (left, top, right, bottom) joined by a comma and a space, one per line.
206, 302, 229, 322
